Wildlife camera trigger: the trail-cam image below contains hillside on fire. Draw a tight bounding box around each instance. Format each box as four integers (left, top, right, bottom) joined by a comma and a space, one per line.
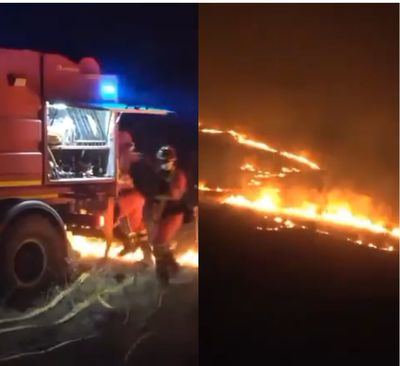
199, 128, 399, 249
199, 127, 398, 365
199, 4, 398, 365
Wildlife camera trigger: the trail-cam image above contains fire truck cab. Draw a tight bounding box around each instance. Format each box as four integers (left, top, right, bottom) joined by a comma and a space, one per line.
0, 48, 169, 298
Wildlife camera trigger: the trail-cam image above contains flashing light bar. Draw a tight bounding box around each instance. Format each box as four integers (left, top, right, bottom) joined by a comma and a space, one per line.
100, 75, 118, 102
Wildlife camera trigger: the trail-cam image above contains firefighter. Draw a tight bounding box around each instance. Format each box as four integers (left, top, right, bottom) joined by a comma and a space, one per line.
116, 130, 152, 263
152, 145, 188, 282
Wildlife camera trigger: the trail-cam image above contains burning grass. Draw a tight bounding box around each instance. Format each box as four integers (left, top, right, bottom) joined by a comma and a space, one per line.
67, 229, 198, 268
200, 125, 399, 250
200, 127, 320, 170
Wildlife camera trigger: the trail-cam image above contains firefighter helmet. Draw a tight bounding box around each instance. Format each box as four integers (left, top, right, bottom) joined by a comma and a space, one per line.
156, 145, 177, 162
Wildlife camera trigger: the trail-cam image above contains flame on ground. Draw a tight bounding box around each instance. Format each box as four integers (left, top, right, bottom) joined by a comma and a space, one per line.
223, 193, 399, 239
200, 124, 399, 247
176, 249, 199, 267
67, 232, 144, 262
199, 181, 228, 193
67, 232, 198, 267
227, 130, 278, 153
279, 151, 320, 170
240, 163, 257, 172
200, 127, 320, 170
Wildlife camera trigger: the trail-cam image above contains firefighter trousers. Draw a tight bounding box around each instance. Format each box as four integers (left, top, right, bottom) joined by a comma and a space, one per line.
118, 189, 146, 233
152, 212, 184, 251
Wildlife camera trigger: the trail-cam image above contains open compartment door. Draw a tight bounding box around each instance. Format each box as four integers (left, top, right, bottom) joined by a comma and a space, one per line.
94, 103, 174, 116
45, 102, 118, 183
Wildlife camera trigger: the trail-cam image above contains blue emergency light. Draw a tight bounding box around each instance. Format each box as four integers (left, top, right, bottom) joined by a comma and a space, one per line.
99, 75, 118, 102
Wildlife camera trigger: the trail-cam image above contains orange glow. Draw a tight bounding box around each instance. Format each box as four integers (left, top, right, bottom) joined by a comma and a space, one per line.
281, 166, 300, 173
248, 179, 262, 186
68, 233, 144, 262
223, 192, 398, 239
98, 215, 105, 228
225, 188, 281, 212
200, 124, 398, 251
199, 181, 227, 193
200, 127, 320, 170
240, 163, 256, 172
68, 232, 198, 267
280, 151, 320, 170
176, 249, 198, 267
200, 128, 224, 134
392, 228, 400, 238
227, 130, 277, 153
199, 182, 210, 191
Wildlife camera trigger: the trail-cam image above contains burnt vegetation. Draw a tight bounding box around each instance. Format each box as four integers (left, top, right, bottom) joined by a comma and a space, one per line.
200, 203, 398, 366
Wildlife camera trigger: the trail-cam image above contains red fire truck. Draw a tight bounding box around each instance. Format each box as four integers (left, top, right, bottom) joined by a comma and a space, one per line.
0, 48, 170, 297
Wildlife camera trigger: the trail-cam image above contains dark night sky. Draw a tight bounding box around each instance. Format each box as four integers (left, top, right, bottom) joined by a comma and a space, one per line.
200, 4, 399, 214
0, 4, 198, 121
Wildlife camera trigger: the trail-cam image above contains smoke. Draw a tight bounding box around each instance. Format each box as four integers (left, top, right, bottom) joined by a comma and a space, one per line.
200, 4, 399, 218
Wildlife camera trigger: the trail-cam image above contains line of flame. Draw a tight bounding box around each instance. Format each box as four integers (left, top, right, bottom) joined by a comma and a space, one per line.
200, 127, 320, 170
223, 194, 399, 240
67, 232, 198, 267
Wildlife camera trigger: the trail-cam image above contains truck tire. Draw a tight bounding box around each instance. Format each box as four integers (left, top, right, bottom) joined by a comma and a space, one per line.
0, 213, 68, 301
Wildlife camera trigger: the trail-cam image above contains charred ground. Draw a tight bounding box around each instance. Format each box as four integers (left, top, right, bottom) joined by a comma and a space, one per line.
200, 202, 398, 366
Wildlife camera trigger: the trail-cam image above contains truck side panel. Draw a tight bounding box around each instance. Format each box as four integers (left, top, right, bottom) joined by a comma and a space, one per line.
44, 54, 102, 103
0, 118, 41, 152
0, 49, 43, 186
0, 153, 42, 185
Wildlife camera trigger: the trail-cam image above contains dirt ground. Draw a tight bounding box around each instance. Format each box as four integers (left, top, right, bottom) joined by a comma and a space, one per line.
0, 223, 198, 366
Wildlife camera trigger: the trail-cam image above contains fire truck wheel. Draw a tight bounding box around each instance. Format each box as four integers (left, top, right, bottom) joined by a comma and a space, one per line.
0, 213, 68, 299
